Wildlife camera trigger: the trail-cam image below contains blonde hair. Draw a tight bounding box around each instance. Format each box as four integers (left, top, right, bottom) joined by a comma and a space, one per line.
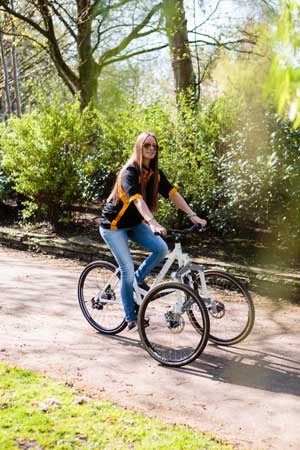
109, 131, 159, 212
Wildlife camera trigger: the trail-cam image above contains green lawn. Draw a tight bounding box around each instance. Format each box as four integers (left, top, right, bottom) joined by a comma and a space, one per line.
0, 363, 235, 449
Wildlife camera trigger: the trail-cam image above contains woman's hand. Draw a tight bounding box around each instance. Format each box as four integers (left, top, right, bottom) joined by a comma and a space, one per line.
133, 198, 167, 236
169, 192, 207, 228
190, 215, 207, 227
149, 218, 167, 236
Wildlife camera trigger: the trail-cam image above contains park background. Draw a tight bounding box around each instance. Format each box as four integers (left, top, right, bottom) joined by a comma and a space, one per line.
1, 0, 300, 273
1, 4, 300, 449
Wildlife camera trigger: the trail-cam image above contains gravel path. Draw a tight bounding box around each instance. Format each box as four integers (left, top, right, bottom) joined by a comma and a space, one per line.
1, 246, 299, 449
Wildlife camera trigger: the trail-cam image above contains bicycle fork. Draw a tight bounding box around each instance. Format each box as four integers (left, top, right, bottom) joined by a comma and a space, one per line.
175, 263, 216, 311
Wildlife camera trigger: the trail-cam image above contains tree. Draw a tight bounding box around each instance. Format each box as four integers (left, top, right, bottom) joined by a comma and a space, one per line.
163, 0, 196, 103
0, 0, 271, 113
162, 0, 260, 106
0, 0, 166, 109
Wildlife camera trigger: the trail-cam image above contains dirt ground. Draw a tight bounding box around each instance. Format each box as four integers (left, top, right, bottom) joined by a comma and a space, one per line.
0, 245, 299, 450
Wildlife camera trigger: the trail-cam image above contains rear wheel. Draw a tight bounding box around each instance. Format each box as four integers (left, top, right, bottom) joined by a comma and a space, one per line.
138, 282, 209, 367
78, 260, 126, 335
193, 270, 255, 345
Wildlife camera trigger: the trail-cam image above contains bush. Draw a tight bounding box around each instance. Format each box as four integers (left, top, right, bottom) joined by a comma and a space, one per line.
217, 111, 300, 238
0, 169, 13, 202
2, 84, 299, 243
155, 96, 239, 229
88, 95, 239, 229
0, 96, 101, 228
102, 95, 300, 241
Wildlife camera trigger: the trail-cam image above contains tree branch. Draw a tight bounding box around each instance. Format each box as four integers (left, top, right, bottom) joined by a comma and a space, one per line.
0, 1, 48, 38
101, 43, 168, 67
99, 2, 162, 65
52, 0, 77, 25
0, 0, 79, 93
190, 38, 262, 56
49, 2, 77, 40
91, 0, 137, 20
190, 30, 257, 49
190, 0, 223, 32
0, 27, 48, 52
36, 0, 79, 92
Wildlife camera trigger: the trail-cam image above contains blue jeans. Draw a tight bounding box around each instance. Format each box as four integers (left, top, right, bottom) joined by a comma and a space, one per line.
100, 224, 168, 322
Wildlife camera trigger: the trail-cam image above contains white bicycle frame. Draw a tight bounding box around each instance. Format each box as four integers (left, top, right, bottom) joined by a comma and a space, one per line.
132, 240, 212, 306
97, 240, 213, 309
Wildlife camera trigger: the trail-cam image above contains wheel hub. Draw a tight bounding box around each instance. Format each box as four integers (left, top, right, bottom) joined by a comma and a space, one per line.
165, 310, 185, 333
208, 301, 225, 318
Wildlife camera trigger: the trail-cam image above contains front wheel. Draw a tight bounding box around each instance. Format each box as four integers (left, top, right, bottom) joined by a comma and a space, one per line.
194, 270, 255, 346
78, 260, 127, 335
138, 282, 209, 367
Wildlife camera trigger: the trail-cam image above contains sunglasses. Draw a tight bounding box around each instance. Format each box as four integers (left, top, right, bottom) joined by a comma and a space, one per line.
143, 143, 159, 150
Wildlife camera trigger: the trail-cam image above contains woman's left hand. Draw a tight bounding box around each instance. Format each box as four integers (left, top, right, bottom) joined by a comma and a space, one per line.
190, 215, 207, 227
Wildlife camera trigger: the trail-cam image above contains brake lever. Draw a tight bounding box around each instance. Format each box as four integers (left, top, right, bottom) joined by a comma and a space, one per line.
196, 225, 208, 233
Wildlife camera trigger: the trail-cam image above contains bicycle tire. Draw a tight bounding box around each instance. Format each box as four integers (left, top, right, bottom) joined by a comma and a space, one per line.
138, 282, 209, 367
192, 270, 255, 345
78, 260, 127, 335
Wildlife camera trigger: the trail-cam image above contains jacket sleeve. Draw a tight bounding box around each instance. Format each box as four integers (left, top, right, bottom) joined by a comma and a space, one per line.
158, 170, 177, 199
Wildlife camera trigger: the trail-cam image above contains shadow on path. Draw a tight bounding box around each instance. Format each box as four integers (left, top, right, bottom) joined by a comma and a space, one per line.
176, 345, 299, 396
108, 334, 300, 397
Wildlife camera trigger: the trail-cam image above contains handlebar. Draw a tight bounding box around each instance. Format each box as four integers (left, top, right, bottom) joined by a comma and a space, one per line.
155, 224, 207, 239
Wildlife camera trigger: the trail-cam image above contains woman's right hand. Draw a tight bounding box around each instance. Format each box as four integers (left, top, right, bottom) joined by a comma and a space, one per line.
133, 198, 167, 236
149, 218, 167, 236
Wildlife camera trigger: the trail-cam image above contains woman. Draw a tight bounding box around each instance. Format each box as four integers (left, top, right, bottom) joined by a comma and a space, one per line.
100, 131, 207, 332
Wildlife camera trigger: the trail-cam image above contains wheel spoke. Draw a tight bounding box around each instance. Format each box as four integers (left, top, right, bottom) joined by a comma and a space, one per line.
139, 282, 209, 367
196, 271, 255, 345
78, 261, 126, 335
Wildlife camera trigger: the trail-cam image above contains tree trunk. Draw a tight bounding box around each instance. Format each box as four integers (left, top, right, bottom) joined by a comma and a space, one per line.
76, 0, 99, 108
78, 55, 99, 109
163, 0, 196, 104
0, 26, 12, 117
11, 0, 21, 116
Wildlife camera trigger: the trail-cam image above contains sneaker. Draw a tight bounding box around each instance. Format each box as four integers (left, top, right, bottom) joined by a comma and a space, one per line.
137, 281, 150, 293
127, 320, 138, 332
127, 319, 149, 331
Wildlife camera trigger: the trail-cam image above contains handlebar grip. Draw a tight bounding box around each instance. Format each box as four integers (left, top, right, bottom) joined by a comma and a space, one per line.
154, 224, 208, 238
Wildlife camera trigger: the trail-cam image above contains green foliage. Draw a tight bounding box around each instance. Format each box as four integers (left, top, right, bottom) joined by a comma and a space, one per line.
209, 30, 300, 239
217, 111, 300, 235
0, 144, 14, 201
97, 64, 143, 117
2, 55, 300, 242
156, 96, 239, 228
87, 88, 300, 239
214, 23, 272, 105
86, 94, 239, 229
0, 95, 100, 228
267, 1, 300, 127
0, 169, 13, 201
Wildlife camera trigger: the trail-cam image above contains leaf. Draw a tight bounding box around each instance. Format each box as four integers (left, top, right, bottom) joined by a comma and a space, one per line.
45, 397, 62, 406
73, 395, 90, 405
38, 401, 49, 412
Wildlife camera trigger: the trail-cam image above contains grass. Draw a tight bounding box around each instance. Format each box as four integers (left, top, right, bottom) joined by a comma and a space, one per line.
0, 363, 235, 450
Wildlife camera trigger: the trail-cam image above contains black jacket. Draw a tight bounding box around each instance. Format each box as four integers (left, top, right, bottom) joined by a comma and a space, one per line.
100, 164, 176, 229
